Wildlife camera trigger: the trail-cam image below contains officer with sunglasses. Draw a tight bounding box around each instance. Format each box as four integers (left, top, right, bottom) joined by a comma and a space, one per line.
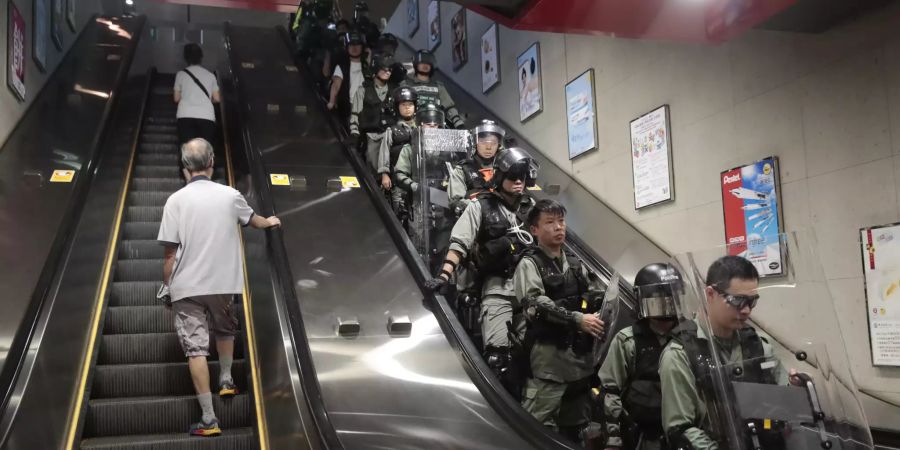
659, 255, 802, 450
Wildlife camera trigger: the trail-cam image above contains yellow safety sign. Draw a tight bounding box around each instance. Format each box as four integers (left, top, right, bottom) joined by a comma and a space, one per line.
270, 174, 290, 186
50, 170, 76, 183
527, 184, 542, 191
340, 176, 360, 189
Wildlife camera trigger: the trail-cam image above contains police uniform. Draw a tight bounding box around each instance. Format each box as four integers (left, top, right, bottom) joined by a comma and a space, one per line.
378, 120, 416, 214
447, 156, 493, 216
515, 246, 601, 431
659, 318, 788, 450
350, 79, 396, 171
599, 321, 674, 450
401, 77, 465, 129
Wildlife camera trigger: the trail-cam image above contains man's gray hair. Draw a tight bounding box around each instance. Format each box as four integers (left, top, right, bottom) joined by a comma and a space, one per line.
181, 138, 214, 172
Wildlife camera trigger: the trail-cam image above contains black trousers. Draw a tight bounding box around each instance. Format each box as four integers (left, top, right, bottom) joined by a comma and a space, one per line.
177, 117, 216, 147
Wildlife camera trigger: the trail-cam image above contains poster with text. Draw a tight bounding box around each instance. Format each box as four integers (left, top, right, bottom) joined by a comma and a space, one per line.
33, 0, 48, 71
450, 8, 466, 70
427, 0, 440, 51
51, 0, 62, 49
565, 68, 597, 159
66, 0, 76, 32
720, 156, 784, 277
631, 105, 673, 209
860, 223, 900, 366
7, 1, 26, 101
406, 0, 418, 37
480, 23, 498, 93
516, 42, 542, 122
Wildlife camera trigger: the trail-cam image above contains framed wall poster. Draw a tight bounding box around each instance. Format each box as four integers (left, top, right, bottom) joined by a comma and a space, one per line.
406, 0, 418, 37
720, 156, 785, 277
565, 68, 598, 159
480, 23, 499, 93
516, 42, 542, 122
7, 1, 26, 101
33, 0, 49, 72
51, 0, 63, 50
859, 222, 900, 366
427, 0, 440, 51
450, 8, 467, 70
631, 105, 674, 209
66, 0, 76, 32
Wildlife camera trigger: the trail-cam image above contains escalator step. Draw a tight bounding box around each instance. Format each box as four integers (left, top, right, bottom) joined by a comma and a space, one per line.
80, 427, 255, 450
118, 240, 165, 259
146, 117, 177, 125
140, 142, 179, 154
127, 191, 172, 207
125, 206, 165, 222
142, 133, 178, 144
104, 305, 174, 334
92, 360, 247, 398
114, 259, 162, 282
137, 153, 179, 165
143, 124, 177, 135
98, 333, 243, 365
122, 222, 161, 240
134, 165, 181, 179
84, 394, 251, 437
109, 281, 159, 306
131, 178, 183, 193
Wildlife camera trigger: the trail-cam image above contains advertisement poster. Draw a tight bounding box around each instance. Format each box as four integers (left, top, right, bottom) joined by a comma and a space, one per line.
427, 0, 440, 52
51, 0, 63, 49
450, 8, 466, 70
480, 23, 499, 93
33, 0, 49, 71
406, 0, 418, 37
516, 42, 542, 122
565, 68, 597, 159
66, 0, 76, 32
720, 156, 784, 277
7, 1, 26, 101
860, 223, 900, 366
631, 105, 674, 209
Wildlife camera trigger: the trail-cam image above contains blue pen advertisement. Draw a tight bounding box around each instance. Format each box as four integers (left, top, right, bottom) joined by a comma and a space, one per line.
565, 69, 597, 159
720, 156, 784, 277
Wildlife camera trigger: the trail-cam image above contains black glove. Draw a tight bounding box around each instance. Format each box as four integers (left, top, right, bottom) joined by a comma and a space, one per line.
424, 276, 448, 293
348, 133, 360, 148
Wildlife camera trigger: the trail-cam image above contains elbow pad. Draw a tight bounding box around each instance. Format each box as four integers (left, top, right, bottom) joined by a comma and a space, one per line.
532, 300, 577, 327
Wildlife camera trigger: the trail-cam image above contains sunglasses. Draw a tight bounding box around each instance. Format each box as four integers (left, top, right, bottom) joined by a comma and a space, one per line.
713, 286, 759, 310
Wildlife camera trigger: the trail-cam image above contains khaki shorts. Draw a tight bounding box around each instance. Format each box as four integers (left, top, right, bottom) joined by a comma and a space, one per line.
173, 294, 238, 357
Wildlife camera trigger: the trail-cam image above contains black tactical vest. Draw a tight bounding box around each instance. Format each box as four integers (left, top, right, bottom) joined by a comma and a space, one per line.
472, 194, 531, 277
525, 248, 596, 353
459, 158, 493, 198
407, 78, 442, 109
388, 123, 413, 171
358, 81, 397, 133
623, 320, 672, 435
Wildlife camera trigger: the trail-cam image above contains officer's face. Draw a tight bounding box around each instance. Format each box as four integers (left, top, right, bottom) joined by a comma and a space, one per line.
476, 135, 499, 159
398, 102, 415, 118
706, 277, 758, 333
501, 177, 524, 195
348, 44, 363, 57
531, 212, 566, 248
416, 63, 432, 75
377, 67, 392, 81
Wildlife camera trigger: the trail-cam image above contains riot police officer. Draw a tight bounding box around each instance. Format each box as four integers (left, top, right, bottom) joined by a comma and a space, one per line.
328, 31, 370, 125
350, 53, 398, 170
424, 147, 538, 395
392, 104, 444, 228
514, 199, 605, 442
598, 263, 685, 450
401, 50, 466, 129
377, 87, 417, 218
448, 119, 505, 217
373, 33, 408, 85
660, 255, 802, 450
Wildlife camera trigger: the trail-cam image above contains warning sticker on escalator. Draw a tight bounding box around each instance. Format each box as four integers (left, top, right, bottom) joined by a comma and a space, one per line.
270, 174, 290, 186
527, 184, 542, 191
50, 170, 75, 183
340, 176, 360, 189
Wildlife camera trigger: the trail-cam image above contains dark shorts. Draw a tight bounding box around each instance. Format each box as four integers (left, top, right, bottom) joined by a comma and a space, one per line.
173, 294, 238, 357
176, 117, 216, 147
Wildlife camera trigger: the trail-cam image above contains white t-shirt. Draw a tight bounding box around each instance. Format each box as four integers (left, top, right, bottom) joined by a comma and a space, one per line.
174, 65, 219, 121
333, 61, 363, 102
157, 178, 254, 301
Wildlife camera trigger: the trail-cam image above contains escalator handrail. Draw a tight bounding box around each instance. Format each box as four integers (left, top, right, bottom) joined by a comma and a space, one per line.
223, 22, 345, 450
277, 26, 579, 450
0, 15, 147, 427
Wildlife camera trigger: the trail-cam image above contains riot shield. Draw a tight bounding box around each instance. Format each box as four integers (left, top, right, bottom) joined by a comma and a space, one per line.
669, 232, 873, 450
409, 127, 470, 272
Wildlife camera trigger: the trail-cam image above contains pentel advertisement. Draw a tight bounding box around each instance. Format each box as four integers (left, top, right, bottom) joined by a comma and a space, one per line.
720, 156, 784, 277
859, 222, 900, 366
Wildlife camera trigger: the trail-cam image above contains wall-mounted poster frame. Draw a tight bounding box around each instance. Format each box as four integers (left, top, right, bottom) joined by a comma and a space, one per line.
450, 7, 467, 70
51, 0, 63, 50
480, 22, 499, 93
7, 0, 26, 102
516, 41, 542, 122
859, 222, 900, 367
427, 0, 440, 51
720, 156, 785, 278
33, 0, 49, 72
565, 68, 597, 159
406, 0, 418, 37
66, 0, 76, 32
630, 105, 674, 209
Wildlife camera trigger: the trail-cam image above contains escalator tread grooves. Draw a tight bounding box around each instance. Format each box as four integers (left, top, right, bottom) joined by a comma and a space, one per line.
79, 78, 255, 448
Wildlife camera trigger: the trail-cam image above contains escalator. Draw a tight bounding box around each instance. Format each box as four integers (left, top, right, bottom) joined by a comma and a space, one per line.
72, 73, 259, 449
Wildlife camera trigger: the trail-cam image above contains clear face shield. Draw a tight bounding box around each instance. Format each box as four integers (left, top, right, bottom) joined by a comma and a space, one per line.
635, 281, 683, 320
671, 231, 872, 450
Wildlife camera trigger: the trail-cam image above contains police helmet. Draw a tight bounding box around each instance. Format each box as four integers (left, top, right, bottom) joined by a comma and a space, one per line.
344, 31, 365, 47
372, 53, 395, 72
392, 86, 417, 119
378, 33, 398, 50
417, 104, 445, 127
633, 263, 684, 320
313, 0, 333, 18
353, 0, 369, 13
474, 119, 506, 142
493, 147, 538, 188
413, 50, 436, 75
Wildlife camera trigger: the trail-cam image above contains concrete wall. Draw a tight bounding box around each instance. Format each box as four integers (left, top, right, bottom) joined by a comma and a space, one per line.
387, 1, 900, 429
